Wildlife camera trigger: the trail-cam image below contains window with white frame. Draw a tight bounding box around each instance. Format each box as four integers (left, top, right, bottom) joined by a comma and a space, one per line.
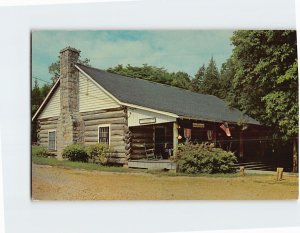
48, 130, 56, 150
98, 125, 110, 145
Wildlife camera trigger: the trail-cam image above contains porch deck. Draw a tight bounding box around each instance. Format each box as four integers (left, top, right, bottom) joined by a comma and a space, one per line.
128, 159, 177, 171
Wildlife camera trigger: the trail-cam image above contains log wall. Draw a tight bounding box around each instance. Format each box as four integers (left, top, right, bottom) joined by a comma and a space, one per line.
80, 107, 127, 164
130, 125, 154, 159
37, 116, 59, 151
129, 123, 174, 160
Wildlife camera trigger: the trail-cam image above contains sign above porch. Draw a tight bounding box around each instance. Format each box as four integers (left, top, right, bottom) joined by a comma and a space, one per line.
139, 117, 156, 124
127, 107, 176, 127
193, 123, 205, 128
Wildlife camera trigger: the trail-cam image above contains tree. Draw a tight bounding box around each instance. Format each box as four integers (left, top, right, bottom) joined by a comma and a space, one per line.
199, 57, 220, 97
218, 58, 235, 100
229, 30, 298, 139
190, 64, 205, 92
107, 64, 191, 89
31, 78, 42, 117
31, 78, 51, 143
49, 57, 90, 84
228, 30, 298, 171
170, 71, 191, 89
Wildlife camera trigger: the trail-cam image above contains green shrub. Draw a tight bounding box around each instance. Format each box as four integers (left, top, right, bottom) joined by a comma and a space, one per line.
62, 144, 88, 162
32, 145, 49, 158
86, 143, 111, 165
174, 143, 237, 174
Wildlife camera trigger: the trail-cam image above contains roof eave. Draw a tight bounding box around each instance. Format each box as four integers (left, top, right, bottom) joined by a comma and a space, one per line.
178, 115, 261, 125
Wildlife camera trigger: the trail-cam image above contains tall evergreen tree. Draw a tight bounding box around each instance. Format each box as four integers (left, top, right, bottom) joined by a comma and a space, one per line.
31, 78, 42, 117
190, 64, 205, 92
31, 78, 51, 143
200, 57, 220, 97
219, 58, 235, 100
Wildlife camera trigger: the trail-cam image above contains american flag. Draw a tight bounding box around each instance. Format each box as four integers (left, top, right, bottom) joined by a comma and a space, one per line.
220, 123, 231, 137
184, 128, 192, 138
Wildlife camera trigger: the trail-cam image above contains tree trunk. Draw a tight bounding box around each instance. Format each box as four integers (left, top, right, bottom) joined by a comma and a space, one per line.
292, 138, 298, 173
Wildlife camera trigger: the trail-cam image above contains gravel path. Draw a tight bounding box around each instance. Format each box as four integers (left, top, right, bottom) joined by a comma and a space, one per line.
32, 164, 298, 200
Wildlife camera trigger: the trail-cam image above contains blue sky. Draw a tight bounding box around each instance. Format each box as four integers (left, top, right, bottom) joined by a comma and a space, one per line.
32, 30, 234, 85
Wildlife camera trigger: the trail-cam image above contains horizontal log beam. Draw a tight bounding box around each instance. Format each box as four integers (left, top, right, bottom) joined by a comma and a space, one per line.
132, 139, 153, 143
132, 143, 153, 149
111, 146, 126, 153
84, 138, 98, 143
110, 141, 125, 147
132, 134, 153, 139
39, 116, 59, 122
39, 130, 53, 135
130, 154, 145, 160
39, 125, 58, 130
131, 149, 145, 154
84, 124, 125, 131
84, 118, 126, 126
82, 111, 126, 121
110, 136, 124, 142
111, 131, 124, 137
131, 128, 153, 133
83, 129, 124, 138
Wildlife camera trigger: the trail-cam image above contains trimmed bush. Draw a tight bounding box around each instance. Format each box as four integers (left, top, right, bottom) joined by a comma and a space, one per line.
86, 143, 111, 165
174, 143, 237, 174
32, 145, 49, 158
62, 144, 88, 162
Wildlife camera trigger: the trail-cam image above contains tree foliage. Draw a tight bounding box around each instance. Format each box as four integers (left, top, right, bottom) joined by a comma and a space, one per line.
228, 30, 298, 139
218, 58, 235, 100
31, 79, 51, 117
107, 64, 192, 89
200, 57, 220, 96
190, 64, 205, 92
31, 78, 51, 143
191, 57, 223, 98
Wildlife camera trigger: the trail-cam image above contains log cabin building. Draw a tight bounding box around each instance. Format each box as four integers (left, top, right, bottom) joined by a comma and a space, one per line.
33, 47, 280, 169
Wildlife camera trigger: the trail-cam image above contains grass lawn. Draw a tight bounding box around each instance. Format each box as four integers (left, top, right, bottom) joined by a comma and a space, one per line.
32, 156, 264, 178
31, 156, 299, 200
32, 156, 136, 173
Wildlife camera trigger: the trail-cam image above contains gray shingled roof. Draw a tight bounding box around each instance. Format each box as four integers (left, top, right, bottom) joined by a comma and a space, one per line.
77, 64, 260, 125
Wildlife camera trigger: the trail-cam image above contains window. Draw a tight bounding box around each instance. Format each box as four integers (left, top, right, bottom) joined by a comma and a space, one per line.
98, 125, 110, 145
48, 130, 56, 150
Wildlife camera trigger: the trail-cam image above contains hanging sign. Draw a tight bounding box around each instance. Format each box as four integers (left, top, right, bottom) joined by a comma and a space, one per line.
139, 117, 156, 125
193, 123, 205, 128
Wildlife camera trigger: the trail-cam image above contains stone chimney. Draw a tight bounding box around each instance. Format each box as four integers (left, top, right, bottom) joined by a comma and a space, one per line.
56, 47, 84, 157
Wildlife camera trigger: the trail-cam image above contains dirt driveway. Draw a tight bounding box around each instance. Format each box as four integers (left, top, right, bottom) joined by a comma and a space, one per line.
32, 164, 298, 200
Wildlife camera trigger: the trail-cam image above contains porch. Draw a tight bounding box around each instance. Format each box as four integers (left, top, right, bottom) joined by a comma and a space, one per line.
126, 109, 279, 171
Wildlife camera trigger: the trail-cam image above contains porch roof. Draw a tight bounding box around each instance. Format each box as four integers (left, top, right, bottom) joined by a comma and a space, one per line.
77, 64, 260, 125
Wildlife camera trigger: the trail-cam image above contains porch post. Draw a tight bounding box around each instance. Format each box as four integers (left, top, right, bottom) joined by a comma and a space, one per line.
173, 122, 179, 156
239, 131, 244, 158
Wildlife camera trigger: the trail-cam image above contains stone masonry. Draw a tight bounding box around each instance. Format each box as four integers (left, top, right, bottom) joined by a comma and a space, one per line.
56, 47, 84, 157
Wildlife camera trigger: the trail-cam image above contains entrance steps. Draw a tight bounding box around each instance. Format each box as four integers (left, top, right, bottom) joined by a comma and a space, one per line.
233, 161, 279, 171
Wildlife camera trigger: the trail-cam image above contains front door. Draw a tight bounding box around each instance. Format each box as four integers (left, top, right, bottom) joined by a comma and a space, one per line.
154, 126, 166, 156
